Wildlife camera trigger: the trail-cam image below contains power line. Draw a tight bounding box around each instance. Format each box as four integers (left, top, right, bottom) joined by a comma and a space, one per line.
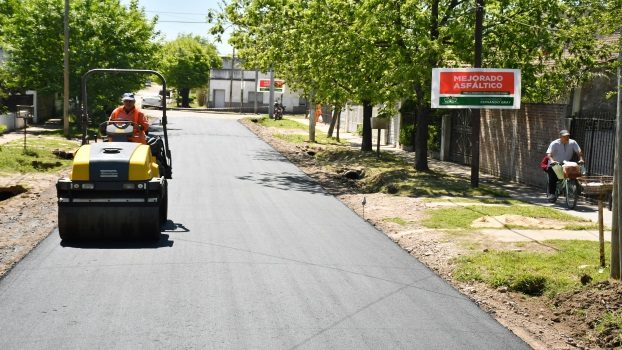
157, 20, 207, 23
145, 10, 209, 16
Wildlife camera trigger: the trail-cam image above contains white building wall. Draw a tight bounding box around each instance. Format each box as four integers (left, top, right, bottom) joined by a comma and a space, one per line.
209, 58, 305, 112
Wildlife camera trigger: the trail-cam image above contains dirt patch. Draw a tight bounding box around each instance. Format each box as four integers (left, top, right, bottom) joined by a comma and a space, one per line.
0, 172, 62, 278
472, 214, 566, 229
241, 118, 616, 350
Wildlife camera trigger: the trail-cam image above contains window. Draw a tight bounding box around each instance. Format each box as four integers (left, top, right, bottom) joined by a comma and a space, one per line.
298, 96, 307, 106
248, 91, 264, 103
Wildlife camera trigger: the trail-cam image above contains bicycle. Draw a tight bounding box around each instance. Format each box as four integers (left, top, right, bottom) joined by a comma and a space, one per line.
546, 162, 584, 209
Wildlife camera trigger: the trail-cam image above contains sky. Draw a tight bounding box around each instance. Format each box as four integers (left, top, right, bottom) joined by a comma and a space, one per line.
120, 0, 233, 55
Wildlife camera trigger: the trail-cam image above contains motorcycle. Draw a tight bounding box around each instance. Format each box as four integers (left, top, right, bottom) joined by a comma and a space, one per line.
273, 102, 284, 120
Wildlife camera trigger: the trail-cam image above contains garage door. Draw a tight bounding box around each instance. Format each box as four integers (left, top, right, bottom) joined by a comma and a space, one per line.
214, 89, 225, 108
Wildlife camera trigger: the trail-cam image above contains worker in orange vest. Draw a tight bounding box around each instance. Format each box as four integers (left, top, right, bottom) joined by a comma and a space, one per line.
315, 104, 322, 123
109, 93, 149, 144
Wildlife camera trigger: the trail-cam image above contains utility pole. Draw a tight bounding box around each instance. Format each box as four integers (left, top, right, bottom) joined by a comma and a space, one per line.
229, 48, 234, 109
269, 67, 275, 118
612, 49, 622, 279
309, 93, 316, 142
254, 70, 258, 114
470, 0, 484, 187
63, 0, 70, 138
240, 68, 244, 114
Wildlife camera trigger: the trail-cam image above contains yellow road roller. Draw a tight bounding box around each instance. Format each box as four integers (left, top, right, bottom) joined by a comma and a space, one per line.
56, 69, 172, 241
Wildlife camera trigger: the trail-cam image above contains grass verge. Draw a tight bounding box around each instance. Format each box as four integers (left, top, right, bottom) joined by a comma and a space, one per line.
422, 205, 593, 230
316, 149, 508, 197
454, 240, 610, 297
0, 137, 78, 173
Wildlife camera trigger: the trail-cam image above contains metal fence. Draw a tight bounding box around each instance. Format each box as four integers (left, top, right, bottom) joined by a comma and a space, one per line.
448, 109, 472, 165
570, 111, 616, 176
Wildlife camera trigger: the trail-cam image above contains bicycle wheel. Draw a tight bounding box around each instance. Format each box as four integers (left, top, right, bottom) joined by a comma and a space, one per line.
565, 179, 579, 209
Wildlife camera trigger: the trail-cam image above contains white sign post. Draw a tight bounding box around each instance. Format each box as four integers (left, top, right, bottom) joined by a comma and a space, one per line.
258, 79, 285, 93
431, 68, 521, 109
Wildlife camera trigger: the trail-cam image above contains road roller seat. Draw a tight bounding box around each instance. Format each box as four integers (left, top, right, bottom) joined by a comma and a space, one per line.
99, 120, 144, 143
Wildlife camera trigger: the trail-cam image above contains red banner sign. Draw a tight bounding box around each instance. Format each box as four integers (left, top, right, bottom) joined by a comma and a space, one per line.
439, 71, 515, 95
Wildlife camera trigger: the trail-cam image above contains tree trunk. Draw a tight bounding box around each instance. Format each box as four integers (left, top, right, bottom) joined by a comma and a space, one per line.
414, 105, 430, 171
180, 88, 191, 108
361, 100, 373, 151
327, 104, 341, 137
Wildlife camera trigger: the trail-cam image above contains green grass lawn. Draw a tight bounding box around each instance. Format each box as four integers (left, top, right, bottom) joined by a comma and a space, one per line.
454, 240, 610, 297
0, 137, 79, 173
252, 116, 348, 145
257, 116, 308, 130
422, 204, 594, 230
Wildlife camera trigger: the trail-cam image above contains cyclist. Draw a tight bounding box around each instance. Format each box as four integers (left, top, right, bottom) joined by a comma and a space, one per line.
545, 129, 584, 202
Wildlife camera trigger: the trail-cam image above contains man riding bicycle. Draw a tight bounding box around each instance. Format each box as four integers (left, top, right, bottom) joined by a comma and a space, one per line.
545, 129, 584, 202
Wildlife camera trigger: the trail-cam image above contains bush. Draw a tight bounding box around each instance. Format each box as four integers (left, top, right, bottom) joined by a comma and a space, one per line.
0, 124, 6, 135
355, 123, 363, 136
428, 122, 440, 152
399, 124, 414, 146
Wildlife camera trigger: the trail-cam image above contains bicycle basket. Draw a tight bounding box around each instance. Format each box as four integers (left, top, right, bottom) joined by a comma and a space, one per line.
563, 164, 582, 179
577, 176, 613, 196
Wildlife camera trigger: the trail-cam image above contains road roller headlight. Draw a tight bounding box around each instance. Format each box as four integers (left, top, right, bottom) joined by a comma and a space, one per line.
137, 183, 145, 189
72, 183, 80, 189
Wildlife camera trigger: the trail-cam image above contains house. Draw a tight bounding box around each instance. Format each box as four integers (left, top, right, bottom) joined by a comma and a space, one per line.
208, 57, 307, 113
0, 47, 39, 130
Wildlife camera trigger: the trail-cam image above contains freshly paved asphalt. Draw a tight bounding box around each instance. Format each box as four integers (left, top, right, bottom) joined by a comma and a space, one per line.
0, 111, 530, 349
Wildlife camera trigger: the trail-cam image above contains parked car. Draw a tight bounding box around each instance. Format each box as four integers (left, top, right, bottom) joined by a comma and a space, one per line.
141, 94, 162, 109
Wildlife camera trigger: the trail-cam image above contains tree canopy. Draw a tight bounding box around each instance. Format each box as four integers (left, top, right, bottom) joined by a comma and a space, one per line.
2, 0, 160, 118
213, 0, 620, 168
160, 35, 222, 107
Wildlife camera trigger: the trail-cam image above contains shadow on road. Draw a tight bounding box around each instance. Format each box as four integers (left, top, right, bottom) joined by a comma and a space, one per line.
236, 172, 327, 195
162, 220, 190, 232
60, 234, 174, 249
251, 149, 290, 163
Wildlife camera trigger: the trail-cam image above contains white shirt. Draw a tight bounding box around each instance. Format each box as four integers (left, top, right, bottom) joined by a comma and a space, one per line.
546, 138, 581, 164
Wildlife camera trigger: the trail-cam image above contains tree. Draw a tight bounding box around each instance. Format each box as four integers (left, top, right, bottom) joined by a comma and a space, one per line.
160, 35, 221, 108
215, 0, 619, 164
214, 0, 398, 151
0, 0, 20, 107
368, 0, 619, 170
3, 0, 160, 120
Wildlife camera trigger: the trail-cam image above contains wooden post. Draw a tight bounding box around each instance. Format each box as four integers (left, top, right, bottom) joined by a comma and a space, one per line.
599, 192, 606, 269
471, 0, 485, 187
63, 0, 70, 138
377, 128, 381, 158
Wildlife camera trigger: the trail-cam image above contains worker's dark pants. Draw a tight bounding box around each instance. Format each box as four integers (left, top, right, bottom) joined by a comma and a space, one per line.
546, 166, 559, 195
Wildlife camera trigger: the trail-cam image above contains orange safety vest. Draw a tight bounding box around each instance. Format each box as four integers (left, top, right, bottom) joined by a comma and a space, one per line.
109, 106, 149, 144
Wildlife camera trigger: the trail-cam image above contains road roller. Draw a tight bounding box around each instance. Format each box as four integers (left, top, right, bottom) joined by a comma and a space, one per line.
56, 69, 172, 241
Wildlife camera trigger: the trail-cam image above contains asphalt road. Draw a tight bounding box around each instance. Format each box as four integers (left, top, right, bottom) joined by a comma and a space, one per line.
0, 111, 530, 349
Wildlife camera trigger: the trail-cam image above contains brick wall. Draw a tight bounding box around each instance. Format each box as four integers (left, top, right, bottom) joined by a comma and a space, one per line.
478, 104, 570, 189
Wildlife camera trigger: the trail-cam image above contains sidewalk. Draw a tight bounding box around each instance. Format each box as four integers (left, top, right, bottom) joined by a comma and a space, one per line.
290, 115, 613, 228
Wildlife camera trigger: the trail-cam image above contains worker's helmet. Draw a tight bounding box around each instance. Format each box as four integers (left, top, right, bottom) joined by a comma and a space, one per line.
122, 93, 135, 102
